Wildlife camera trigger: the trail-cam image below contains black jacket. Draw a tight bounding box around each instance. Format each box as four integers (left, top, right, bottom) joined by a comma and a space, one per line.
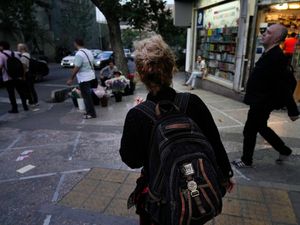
119, 87, 233, 179
244, 45, 299, 116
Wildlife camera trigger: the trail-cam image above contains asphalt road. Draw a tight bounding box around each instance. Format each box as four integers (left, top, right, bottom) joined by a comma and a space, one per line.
0, 64, 138, 225
0, 64, 70, 113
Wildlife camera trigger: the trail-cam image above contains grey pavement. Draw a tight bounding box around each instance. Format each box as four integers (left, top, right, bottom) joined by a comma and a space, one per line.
0, 65, 299, 224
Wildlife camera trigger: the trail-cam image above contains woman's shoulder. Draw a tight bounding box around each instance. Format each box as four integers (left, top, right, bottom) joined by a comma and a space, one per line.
186, 93, 208, 112
187, 93, 205, 104
124, 104, 154, 127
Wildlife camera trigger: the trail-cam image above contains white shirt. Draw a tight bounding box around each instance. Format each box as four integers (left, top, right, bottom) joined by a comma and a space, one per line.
19, 52, 30, 73
74, 48, 95, 83
194, 60, 206, 72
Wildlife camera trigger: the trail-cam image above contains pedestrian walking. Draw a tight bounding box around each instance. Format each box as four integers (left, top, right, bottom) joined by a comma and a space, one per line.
120, 35, 234, 225
185, 55, 206, 90
17, 43, 39, 107
0, 41, 28, 113
67, 38, 97, 119
232, 24, 299, 169
283, 32, 298, 64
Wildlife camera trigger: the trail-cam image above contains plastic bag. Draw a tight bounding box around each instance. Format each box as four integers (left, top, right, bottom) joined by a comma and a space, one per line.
93, 85, 106, 99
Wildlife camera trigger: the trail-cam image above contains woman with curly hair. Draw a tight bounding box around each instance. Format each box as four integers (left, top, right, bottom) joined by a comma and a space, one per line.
119, 35, 234, 225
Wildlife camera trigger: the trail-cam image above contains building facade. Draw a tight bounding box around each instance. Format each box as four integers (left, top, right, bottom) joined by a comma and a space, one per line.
0, 0, 105, 61
175, 0, 300, 100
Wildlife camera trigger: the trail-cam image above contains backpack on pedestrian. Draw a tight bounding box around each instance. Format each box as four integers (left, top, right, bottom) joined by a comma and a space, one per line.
22, 55, 49, 79
135, 93, 226, 225
285, 64, 297, 94
2, 51, 24, 79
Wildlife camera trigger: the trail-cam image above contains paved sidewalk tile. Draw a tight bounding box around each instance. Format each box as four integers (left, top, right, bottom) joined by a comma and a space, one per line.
59, 168, 299, 225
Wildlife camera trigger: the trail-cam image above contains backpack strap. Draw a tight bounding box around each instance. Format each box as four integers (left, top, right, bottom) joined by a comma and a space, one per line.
174, 92, 190, 114
1, 51, 13, 71
135, 101, 157, 123
22, 55, 30, 60
135, 93, 190, 121
2, 51, 10, 58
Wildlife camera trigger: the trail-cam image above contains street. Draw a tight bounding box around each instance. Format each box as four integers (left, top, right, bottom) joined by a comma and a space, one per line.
0, 64, 300, 225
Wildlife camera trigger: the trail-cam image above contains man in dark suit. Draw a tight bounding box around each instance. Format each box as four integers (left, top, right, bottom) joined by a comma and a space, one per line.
233, 24, 299, 168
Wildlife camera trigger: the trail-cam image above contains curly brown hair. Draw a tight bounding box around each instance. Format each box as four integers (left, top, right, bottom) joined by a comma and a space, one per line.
134, 35, 176, 88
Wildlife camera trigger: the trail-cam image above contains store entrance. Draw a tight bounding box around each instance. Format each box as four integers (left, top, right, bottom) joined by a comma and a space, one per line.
255, 2, 300, 101
254, 2, 300, 61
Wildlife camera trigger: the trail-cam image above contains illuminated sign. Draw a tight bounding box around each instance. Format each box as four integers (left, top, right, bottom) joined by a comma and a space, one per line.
203, 0, 240, 29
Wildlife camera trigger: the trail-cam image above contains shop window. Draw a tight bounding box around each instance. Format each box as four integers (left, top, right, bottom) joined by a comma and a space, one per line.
196, 26, 238, 82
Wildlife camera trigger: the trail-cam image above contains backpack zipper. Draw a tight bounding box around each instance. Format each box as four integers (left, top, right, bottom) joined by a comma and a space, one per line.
169, 152, 208, 225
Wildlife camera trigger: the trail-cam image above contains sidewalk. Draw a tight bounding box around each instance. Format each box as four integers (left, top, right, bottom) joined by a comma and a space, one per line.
58, 168, 298, 225
55, 73, 300, 225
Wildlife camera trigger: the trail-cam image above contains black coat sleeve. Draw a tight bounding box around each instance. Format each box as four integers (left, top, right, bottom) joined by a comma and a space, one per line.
187, 94, 233, 179
119, 108, 152, 169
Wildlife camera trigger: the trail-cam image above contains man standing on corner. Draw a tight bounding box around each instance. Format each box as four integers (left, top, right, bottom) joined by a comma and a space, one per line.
67, 39, 97, 119
0, 41, 29, 113
18, 43, 39, 107
233, 24, 299, 168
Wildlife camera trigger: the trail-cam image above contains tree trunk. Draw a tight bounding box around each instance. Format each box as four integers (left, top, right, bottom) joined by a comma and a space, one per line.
106, 16, 129, 75
90, 0, 129, 75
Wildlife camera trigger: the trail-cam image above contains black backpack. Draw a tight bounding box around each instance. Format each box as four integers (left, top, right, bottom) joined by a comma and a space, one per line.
21, 55, 49, 78
135, 93, 225, 225
286, 64, 297, 93
2, 51, 24, 79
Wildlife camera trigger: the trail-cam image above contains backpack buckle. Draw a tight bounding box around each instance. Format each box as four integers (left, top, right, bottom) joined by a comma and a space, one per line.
191, 190, 200, 198
187, 180, 199, 197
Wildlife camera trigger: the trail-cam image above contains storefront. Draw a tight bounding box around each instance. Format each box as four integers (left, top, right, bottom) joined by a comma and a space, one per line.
253, 1, 300, 76
175, 0, 300, 99
245, 0, 300, 101
195, 0, 240, 87
186, 0, 254, 97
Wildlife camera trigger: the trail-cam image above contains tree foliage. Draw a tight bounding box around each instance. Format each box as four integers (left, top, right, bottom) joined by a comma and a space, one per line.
0, 0, 38, 42
91, 0, 187, 74
60, 1, 95, 49
122, 28, 139, 50
0, 0, 51, 53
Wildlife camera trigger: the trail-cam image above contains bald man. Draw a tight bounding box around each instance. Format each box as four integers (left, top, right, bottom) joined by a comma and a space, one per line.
233, 24, 299, 168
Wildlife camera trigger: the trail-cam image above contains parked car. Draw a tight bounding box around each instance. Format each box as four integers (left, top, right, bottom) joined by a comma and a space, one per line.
91, 49, 102, 58
61, 51, 77, 68
93, 51, 114, 70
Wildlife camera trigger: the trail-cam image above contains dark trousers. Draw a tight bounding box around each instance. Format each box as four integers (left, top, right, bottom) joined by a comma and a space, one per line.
5, 79, 28, 111
79, 80, 96, 117
90, 78, 100, 105
242, 104, 292, 165
26, 73, 38, 104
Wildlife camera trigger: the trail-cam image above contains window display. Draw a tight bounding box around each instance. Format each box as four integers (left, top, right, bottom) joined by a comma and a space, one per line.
197, 26, 238, 81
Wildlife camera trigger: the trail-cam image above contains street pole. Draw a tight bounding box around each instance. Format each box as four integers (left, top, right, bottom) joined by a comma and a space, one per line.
233, 0, 248, 92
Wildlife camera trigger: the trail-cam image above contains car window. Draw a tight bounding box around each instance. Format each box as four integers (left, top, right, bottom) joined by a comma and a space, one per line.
91, 49, 102, 58
100, 52, 113, 58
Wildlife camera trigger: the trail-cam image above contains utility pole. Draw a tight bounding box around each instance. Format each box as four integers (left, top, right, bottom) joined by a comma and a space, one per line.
233, 0, 248, 92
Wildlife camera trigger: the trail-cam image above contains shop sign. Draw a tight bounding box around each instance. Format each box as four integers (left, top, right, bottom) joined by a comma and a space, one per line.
258, 0, 298, 5
203, 0, 240, 29
197, 9, 204, 28
198, 0, 228, 8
